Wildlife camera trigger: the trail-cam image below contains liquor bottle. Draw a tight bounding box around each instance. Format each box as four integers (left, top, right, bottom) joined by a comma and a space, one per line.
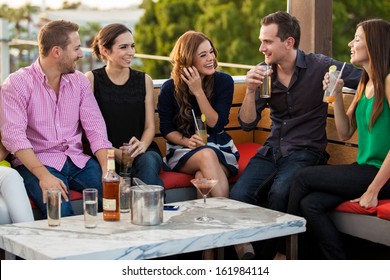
103, 149, 120, 221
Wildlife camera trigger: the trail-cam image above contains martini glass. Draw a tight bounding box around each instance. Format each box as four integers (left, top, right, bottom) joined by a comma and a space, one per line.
190, 178, 218, 222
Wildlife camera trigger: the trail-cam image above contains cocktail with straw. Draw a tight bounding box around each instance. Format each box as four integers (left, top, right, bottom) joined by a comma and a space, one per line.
191, 110, 207, 147
323, 62, 346, 103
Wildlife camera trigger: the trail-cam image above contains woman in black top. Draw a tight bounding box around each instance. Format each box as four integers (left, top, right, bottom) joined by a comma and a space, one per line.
85, 24, 163, 187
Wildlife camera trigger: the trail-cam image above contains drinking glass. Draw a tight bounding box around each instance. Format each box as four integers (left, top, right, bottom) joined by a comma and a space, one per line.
190, 178, 218, 222
83, 188, 98, 228
47, 189, 61, 227
323, 70, 340, 103
120, 143, 133, 177
195, 117, 207, 147
120, 177, 131, 213
258, 64, 272, 98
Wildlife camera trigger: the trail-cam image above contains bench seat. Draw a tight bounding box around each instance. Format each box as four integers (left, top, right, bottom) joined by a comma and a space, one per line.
30, 142, 262, 214
162, 142, 261, 202
162, 142, 261, 190
27, 80, 389, 252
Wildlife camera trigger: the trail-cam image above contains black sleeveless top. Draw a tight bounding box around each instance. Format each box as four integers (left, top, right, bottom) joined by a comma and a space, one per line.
92, 66, 160, 154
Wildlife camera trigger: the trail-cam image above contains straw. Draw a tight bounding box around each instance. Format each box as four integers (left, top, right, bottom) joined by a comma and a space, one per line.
191, 109, 200, 131
330, 62, 346, 96
338, 62, 346, 79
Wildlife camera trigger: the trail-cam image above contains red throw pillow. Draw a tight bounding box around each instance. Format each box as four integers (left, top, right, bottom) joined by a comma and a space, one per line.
335, 199, 390, 218
335, 201, 377, 215
228, 142, 261, 183
376, 200, 390, 220
160, 170, 193, 190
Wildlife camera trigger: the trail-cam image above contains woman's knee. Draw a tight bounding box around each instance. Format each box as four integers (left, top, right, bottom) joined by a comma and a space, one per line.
300, 193, 330, 219
196, 148, 219, 166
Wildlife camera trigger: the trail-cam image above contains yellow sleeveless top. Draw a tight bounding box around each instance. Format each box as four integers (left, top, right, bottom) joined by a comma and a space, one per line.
0, 160, 11, 167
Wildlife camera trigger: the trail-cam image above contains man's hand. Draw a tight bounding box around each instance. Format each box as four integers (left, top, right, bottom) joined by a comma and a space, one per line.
246, 64, 271, 92
39, 174, 68, 203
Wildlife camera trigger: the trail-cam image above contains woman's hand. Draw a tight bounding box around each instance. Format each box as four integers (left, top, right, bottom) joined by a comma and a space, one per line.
322, 72, 344, 99
350, 191, 378, 208
185, 134, 205, 149
181, 66, 203, 96
127, 137, 147, 158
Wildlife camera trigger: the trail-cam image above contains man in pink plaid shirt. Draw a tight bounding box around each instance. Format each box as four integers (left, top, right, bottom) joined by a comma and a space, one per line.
0, 20, 112, 218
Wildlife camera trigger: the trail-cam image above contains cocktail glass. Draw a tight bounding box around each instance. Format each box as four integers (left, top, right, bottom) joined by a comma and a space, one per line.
190, 178, 218, 222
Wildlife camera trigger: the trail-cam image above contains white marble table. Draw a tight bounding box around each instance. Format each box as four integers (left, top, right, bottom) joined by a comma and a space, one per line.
0, 197, 305, 260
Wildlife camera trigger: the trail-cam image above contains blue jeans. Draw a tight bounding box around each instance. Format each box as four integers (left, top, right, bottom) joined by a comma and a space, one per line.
16, 158, 103, 218
230, 148, 327, 212
288, 163, 390, 259
230, 148, 326, 259
132, 151, 164, 187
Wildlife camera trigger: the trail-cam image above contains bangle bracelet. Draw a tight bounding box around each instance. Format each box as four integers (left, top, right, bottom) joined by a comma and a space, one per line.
31, 165, 44, 172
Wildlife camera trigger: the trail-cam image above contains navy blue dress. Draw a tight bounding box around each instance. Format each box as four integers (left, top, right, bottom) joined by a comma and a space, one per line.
158, 71, 239, 176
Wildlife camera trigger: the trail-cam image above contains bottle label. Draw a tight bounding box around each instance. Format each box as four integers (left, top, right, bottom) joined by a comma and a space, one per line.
103, 198, 116, 211
107, 159, 115, 171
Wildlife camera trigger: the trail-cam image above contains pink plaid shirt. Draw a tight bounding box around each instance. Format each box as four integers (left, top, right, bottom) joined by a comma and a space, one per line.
0, 59, 112, 171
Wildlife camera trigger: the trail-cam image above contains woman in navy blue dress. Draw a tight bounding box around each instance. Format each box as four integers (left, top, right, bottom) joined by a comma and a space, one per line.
158, 31, 239, 199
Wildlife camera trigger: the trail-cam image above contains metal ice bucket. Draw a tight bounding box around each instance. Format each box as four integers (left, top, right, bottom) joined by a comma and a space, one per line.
130, 185, 164, 226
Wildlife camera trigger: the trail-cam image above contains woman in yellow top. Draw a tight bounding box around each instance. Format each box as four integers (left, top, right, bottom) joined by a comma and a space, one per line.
0, 140, 34, 224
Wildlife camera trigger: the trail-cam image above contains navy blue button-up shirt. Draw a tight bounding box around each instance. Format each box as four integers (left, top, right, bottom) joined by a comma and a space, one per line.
239, 50, 362, 157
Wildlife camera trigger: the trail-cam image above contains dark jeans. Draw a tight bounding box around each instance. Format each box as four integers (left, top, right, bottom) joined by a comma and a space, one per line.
229, 148, 326, 259
132, 150, 164, 187
16, 158, 103, 218
230, 148, 327, 212
288, 163, 390, 259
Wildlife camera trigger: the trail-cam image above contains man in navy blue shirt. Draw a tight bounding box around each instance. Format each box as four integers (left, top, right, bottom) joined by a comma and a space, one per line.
230, 11, 362, 260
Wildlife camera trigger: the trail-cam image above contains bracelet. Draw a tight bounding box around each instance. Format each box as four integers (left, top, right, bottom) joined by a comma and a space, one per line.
31, 165, 44, 172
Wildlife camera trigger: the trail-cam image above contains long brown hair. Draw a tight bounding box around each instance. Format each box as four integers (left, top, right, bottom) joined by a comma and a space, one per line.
351, 19, 390, 129
169, 31, 218, 135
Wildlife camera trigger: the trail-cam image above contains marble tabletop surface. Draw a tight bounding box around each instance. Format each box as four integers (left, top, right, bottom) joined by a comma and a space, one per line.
0, 197, 306, 260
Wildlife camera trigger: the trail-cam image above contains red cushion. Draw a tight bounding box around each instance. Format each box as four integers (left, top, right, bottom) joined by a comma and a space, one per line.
160, 170, 194, 190
335, 199, 390, 219
229, 142, 261, 184
29, 189, 83, 209
377, 200, 390, 220
161, 142, 261, 189
335, 201, 377, 215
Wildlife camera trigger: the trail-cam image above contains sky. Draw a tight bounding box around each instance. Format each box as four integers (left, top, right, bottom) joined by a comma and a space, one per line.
0, 0, 142, 10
